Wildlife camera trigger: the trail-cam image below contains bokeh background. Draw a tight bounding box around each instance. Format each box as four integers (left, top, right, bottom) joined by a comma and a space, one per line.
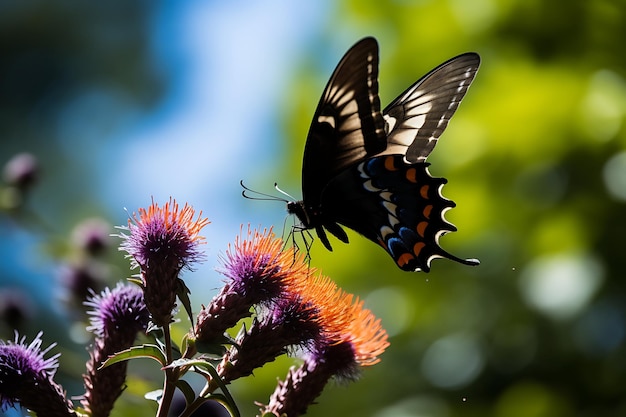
1, 0, 626, 416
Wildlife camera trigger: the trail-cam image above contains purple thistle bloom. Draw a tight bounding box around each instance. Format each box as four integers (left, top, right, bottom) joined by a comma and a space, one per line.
82, 283, 149, 417
71, 217, 112, 256
0, 332, 75, 417
118, 199, 208, 272
84, 282, 149, 340
218, 227, 309, 305
2, 153, 38, 190
117, 199, 209, 327
58, 261, 107, 312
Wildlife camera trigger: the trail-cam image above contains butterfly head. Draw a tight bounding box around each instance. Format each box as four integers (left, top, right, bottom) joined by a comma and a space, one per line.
286, 200, 311, 228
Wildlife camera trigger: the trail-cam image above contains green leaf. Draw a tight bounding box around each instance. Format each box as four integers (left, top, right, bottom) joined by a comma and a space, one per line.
176, 277, 194, 326
165, 357, 217, 372
100, 344, 167, 369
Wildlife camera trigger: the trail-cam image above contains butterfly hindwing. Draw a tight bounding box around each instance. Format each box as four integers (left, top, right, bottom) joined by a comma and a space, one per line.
322, 154, 476, 271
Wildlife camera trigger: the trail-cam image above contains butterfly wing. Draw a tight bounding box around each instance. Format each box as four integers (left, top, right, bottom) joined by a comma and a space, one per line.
381, 53, 480, 162
322, 154, 479, 271
294, 38, 480, 270
301, 37, 387, 209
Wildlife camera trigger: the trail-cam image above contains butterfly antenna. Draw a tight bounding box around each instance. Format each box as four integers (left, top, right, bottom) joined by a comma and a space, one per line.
273, 182, 297, 201
240, 180, 288, 202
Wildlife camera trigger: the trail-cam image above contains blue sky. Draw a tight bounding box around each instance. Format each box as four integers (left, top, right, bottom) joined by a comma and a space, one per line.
1, 0, 333, 308
105, 1, 330, 295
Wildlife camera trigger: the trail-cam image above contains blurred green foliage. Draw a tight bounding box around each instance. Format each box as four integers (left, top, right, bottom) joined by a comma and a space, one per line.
2, 0, 626, 416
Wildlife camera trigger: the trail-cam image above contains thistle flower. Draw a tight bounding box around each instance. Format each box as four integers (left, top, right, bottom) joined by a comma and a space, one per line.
259, 276, 389, 417
2, 153, 38, 190
82, 283, 149, 417
0, 332, 75, 417
1, 153, 38, 211
220, 227, 309, 303
71, 217, 112, 256
118, 198, 209, 327
0, 288, 34, 330
193, 227, 308, 347
58, 261, 107, 311
310, 296, 389, 376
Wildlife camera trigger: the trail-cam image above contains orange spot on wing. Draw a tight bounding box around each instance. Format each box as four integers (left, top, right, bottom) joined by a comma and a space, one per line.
420, 185, 430, 199
406, 168, 418, 183
413, 242, 426, 257
384, 156, 398, 171
417, 221, 428, 237
397, 252, 414, 268
423, 205, 433, 219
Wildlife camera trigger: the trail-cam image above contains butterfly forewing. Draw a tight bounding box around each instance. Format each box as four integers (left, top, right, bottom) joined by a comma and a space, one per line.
381, 53, 480, 163
301, 38, 387, 206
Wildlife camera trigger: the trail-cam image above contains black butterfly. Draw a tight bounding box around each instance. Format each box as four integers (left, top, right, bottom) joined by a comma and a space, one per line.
286, 37, 480, 272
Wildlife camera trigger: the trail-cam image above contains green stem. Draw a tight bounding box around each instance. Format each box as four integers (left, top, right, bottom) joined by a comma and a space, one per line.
156, 325, 177, 417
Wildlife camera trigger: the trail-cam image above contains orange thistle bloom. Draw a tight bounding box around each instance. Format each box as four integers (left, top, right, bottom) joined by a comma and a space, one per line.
260, 273, 389, 417
297, 273, 389, 371
340, 299, 389, 367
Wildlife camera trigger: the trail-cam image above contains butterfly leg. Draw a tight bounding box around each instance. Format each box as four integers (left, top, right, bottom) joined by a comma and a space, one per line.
285, 223, 314, 267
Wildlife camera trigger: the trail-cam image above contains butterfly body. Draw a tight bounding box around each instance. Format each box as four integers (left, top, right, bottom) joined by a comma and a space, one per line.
288, 37, 480, 272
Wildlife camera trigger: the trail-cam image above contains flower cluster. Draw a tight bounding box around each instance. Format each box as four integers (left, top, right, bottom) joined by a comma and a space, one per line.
197, 227, 389, 416
0, 199, 388, 417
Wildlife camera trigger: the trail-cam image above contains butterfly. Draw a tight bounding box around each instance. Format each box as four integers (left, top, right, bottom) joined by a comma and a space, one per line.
286, 37, 481, 272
